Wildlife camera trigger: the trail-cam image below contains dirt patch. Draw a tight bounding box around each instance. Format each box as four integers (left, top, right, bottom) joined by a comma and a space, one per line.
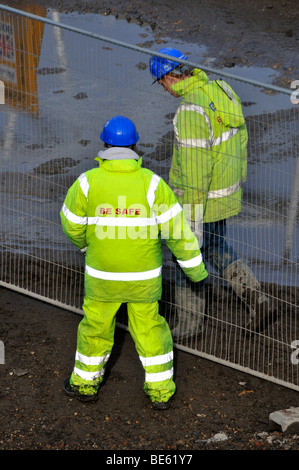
0, 286, 299, 452
3, 0, 298, 86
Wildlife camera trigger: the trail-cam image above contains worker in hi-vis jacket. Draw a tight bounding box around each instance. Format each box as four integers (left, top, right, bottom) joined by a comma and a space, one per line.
149, 48, 272, 339
60, 115, 208, 409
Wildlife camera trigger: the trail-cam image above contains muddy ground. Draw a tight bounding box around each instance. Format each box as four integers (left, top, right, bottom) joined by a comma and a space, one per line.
3, 0, 299, 86
0, 0, 299, 455
1, 285, 299, 455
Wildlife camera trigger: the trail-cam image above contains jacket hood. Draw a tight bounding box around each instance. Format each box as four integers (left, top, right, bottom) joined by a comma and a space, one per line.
94, 152, 143, 173
170, 68, 209, 96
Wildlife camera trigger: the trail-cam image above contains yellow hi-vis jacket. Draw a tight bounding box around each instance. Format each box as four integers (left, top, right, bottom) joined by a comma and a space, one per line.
169, 69, 248, 223
60, 148, 208, 303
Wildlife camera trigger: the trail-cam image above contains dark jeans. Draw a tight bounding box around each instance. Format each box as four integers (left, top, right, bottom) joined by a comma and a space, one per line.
201, 220, 238, 274
176, 219, 238, 288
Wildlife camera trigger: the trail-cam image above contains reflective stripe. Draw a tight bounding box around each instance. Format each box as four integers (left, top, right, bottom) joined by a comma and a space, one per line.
216, 80, 237, 105
207, 179, 241, 199
73, 366, 104, 381
78, 173, 89, 200
175, 136, 211, 149
213, 127, 239, 146
139, 351, 173, 367
174, 102, 240, 149
155, 202, 182, 224
177, 253, 203, 269
147, 174, 161, 208
75, 351, 110, 366
61, 203, 87, 225
85, 264, 162, 281
87, 216, 157, 226
87, 202, 182, 227
173, 102, 213, 149
145, 368, 174, 383
62, 202, 182, 228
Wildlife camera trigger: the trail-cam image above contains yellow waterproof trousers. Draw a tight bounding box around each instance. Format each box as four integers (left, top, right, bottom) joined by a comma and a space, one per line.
70, 298, 176, 403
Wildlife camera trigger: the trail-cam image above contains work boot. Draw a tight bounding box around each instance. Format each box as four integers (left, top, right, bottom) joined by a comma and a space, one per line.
171, 285, 206, 341
152, 400, 171, 411
63, 378, 99, 403
223, 259, 273, 333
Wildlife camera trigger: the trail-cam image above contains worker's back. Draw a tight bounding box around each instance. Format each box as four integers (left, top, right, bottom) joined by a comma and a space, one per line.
61, 147, 208, 304
83, 152, 162, 302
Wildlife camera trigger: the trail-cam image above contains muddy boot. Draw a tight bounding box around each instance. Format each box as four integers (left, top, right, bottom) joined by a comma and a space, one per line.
171, 285, 206, 341
223, 259, 273, 333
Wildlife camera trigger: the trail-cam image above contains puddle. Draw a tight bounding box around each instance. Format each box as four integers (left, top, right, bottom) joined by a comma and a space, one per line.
0, 9, 294, 172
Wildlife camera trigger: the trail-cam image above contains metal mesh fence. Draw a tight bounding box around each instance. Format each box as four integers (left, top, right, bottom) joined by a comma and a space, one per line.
0, 5, 298, 391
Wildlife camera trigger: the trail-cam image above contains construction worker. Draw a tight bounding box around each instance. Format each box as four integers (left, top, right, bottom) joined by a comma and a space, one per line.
149, 48, 272, 339
60, 115, 208, 408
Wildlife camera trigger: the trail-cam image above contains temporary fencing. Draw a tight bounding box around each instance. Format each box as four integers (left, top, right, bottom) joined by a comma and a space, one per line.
0, 5, 298, 391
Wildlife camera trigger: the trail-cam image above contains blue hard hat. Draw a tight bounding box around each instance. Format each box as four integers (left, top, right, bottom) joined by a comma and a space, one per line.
100, 115, 139, 146
149, 47, 188, 84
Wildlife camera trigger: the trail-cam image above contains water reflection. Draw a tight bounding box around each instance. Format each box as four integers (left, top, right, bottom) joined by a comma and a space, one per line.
0, 3, 296, 277
0, 3, 46, 114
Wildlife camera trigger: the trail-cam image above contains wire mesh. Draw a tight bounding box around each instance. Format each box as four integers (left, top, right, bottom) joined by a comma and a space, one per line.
0, 5, 298, 391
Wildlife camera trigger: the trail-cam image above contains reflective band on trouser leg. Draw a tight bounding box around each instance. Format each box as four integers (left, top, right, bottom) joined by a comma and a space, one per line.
70, 299, 121, 394
127, 301, 176, 403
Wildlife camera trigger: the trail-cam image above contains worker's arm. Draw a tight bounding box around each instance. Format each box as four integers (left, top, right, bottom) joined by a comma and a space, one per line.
170, 105, 213, 216
153, 178, 208, 283
60, 175, 88, 251
240, 122, 248, 183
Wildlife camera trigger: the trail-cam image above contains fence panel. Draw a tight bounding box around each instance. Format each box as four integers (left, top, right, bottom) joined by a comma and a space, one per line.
0, 6, 298, 391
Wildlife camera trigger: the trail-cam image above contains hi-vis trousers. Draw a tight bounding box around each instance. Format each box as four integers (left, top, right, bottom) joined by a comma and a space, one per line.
70, 298, 176, 403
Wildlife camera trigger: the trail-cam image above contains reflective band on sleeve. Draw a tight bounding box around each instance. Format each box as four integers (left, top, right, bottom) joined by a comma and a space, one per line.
155, 202, 182, 224
147, 174, 161, 208
61, 203, 87, 225
139, 351, 173, 367
175, 136, 211, 149
213, 127, 239, 147
85, 264, 162, 281
145, 368, 174, 383
73, 367, 104, 381
174, 102, 240, 149
173, 102, 213, 149
75, 351, 110, 366
207, 179, 241, 199
87, 216, 157, 226
78, 173, 89, 200
177, 253, 203, 269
